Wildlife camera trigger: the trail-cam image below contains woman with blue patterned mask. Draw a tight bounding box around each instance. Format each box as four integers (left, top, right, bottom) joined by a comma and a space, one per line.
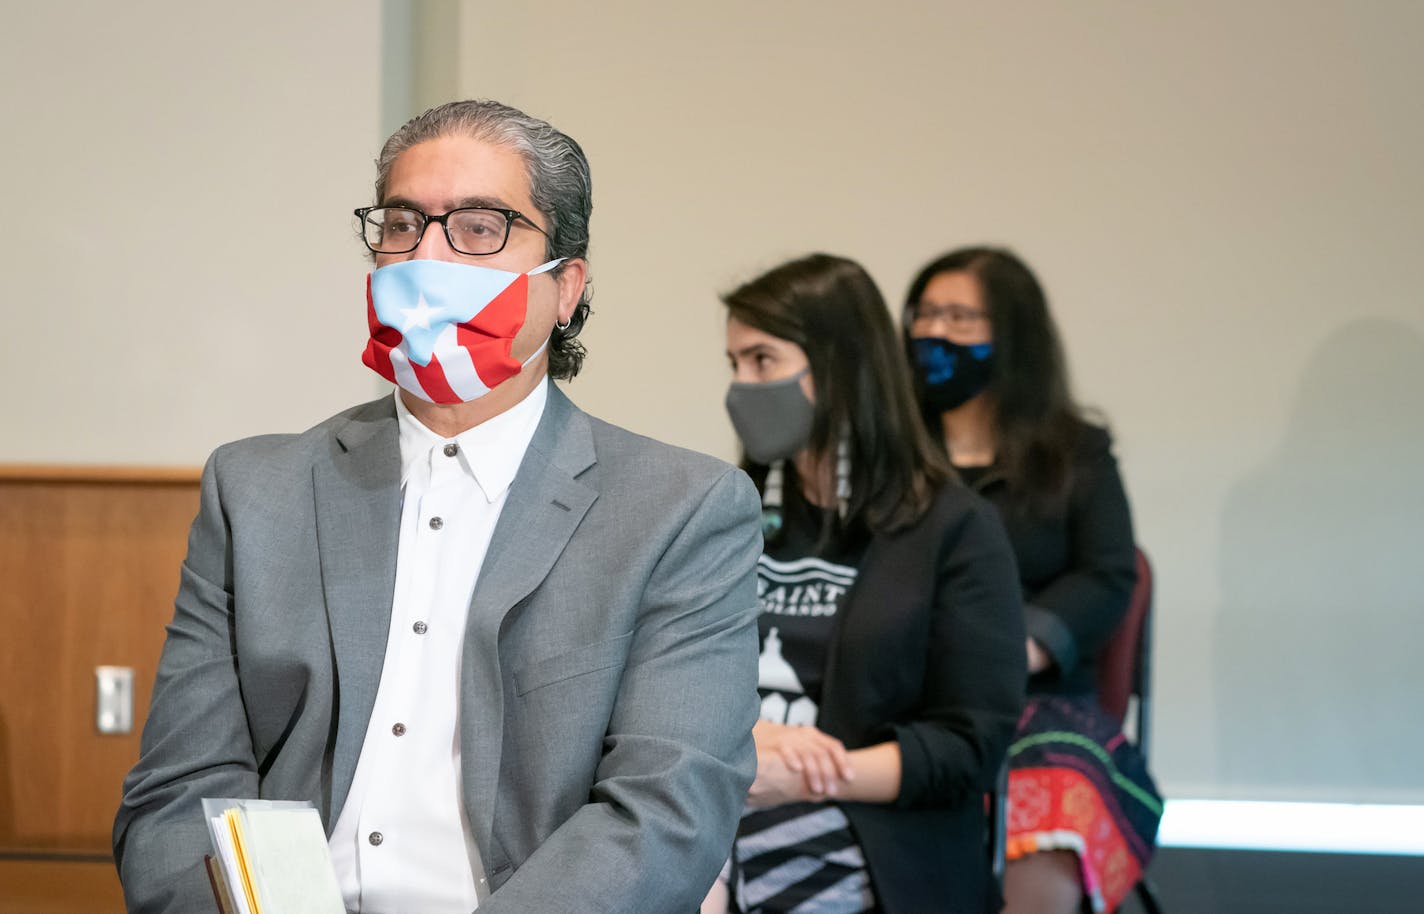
904, 247, 1163, 914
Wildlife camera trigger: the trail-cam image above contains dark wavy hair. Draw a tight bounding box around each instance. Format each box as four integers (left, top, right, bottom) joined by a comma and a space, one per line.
373, 99, 594, 380
902, 246, 1087, 515
725, 253, 952, 535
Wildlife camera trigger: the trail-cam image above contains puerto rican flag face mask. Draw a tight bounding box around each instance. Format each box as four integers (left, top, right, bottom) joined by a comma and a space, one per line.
362, 257, 565, 404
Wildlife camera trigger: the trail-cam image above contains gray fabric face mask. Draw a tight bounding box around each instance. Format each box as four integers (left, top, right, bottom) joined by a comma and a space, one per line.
724, 370, 815, 465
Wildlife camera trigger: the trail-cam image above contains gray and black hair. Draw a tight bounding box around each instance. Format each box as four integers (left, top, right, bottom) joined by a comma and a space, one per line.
374, 99, 594, 380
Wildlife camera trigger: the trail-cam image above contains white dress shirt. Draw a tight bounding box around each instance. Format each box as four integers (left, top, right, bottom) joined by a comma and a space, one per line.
329, 380, 548, 914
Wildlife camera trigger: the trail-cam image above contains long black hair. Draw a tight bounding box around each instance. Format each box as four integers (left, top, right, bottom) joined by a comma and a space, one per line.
725, 253, 952, 535
903, 246, 1087, 515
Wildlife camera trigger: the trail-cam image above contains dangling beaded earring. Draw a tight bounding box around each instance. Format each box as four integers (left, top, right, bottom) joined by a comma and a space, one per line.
835, 436, 851, 521
761, 460, 785, 541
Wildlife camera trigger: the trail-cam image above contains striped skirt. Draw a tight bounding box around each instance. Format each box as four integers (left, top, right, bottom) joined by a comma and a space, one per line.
722, 801, 877, 913
1007, 695, 1163, 912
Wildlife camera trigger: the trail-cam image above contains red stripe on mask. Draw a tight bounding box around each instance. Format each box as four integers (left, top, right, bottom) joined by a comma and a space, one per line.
362, 278, 401, 384
456, 272, 529, 389
410, 352, 462, 404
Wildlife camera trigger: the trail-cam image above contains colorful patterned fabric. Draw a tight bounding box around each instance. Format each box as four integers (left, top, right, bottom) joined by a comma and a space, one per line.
1006, 695, 1162, 912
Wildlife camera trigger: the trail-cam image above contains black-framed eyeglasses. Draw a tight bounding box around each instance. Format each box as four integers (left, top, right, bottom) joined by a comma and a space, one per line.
353, 205, 550, 256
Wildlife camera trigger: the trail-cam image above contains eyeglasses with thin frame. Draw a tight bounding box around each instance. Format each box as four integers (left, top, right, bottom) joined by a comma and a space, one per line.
354, 205, 550, 256
909, 302, 988, 328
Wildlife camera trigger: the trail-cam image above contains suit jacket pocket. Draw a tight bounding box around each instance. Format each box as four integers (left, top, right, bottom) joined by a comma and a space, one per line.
514, 632, 633, 697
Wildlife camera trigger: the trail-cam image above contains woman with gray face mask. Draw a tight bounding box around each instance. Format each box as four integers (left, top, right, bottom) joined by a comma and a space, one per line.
703, 253, 1026, 914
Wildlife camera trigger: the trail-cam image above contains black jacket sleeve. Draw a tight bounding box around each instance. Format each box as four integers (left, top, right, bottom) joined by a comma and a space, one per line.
1024, 426, 1137, 682
891, 494, 1027, 808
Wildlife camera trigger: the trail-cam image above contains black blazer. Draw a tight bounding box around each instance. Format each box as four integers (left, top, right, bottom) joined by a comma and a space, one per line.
816, 484, 1026, 914
964, 423, 1137, 697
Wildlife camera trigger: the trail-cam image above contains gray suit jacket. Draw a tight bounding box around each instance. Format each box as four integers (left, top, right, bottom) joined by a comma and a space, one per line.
114, 383, 763, 913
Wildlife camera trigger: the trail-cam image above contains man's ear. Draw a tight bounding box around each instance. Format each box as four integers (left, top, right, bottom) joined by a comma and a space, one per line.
556, 258, 589, 323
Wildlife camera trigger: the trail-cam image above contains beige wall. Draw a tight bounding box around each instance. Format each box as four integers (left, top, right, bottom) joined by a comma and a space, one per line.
1, 1, 385, 465
3, 1, 1420, 805
440, 1, 1424, 803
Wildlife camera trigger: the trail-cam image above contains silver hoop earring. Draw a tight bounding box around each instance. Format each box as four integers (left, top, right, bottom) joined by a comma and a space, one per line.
555, 318, 572, 331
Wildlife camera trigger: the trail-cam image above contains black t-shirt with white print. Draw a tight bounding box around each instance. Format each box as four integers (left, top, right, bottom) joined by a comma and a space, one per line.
754, 499, 865, 727
728, 494, 876, 914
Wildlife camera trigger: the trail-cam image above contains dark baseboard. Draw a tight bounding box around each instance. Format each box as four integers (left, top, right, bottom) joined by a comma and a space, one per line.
1119, 847, 1424, 913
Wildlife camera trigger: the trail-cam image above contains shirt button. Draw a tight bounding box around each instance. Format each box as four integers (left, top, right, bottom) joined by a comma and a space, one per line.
392, 722, 407, 736
413, 621, 428, 634
429, 516, 443, 530
443, 442, 459, 457
368, 831, 383, 846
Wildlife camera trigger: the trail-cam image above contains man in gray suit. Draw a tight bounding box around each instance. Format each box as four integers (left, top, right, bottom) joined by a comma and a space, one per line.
114, 100, 763, 913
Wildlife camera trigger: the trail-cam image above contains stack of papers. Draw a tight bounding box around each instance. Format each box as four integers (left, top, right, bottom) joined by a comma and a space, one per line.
202, 798, 346, 914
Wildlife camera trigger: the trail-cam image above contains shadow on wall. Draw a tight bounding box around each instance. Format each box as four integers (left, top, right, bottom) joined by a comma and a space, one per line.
1213, 318, 1424, 803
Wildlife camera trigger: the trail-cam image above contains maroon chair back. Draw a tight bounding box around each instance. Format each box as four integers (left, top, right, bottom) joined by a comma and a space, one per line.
1095, 548, 1153, 732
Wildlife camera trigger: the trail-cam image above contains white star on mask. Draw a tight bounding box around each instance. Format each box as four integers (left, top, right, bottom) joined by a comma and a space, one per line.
400, 293, 439, 332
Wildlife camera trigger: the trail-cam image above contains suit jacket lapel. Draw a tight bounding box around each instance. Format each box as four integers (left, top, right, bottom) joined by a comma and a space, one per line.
312, 397, 402, 826
461, 383, 598, 872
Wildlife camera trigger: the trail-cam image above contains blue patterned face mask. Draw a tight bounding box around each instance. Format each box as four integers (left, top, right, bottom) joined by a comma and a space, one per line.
911, 337, 994, 412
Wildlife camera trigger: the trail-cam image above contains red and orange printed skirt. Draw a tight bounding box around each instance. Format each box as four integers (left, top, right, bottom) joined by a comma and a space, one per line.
1006, 696, 1163, 912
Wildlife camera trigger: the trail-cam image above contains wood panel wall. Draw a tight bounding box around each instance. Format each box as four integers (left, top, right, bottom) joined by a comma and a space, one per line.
0, 467, 200, 912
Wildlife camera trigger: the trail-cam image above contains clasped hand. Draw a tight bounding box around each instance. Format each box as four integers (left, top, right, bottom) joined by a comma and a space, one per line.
747, 719, 855, 808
